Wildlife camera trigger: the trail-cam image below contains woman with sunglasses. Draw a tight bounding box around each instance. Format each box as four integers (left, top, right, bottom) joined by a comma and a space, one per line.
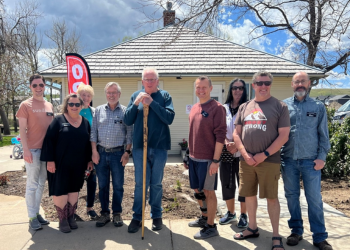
76, 84, 98, 220
41, 94, 93, 233
219, 78, 248, 228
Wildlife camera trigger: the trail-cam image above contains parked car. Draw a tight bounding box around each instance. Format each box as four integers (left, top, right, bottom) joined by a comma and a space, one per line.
333, 100, 350, 123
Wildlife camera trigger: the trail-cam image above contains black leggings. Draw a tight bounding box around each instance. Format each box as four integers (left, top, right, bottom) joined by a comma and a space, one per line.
220, 158, 245, 202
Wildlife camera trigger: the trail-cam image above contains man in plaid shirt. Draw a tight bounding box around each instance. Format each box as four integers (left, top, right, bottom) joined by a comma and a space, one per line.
91, 82, 133, 228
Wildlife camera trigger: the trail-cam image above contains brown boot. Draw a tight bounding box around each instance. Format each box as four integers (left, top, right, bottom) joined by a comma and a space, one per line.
67, 202, 78, 229
55, 204, 71, 233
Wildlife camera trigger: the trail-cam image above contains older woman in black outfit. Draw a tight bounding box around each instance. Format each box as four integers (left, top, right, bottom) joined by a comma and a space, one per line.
41, 94, 93, 233
219, 79, 248, 228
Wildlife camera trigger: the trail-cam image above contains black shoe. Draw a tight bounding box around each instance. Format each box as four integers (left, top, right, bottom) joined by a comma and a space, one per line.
286, 233, 303, 246
87, 210, 98, 220
96, 213, 110, 227
152, 218, 163, 231
188, 215, 208, 228
36, 214, 50, 225
128, 219, 141, 233
113, 213, 123, 227
313, 240, 333, 250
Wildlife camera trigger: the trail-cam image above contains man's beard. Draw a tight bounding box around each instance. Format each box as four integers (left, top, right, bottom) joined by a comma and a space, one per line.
294, 86, 307, 98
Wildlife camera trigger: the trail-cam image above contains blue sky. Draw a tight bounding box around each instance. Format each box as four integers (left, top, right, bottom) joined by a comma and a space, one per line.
4, 0, 349, 88
217, 6, 350, 89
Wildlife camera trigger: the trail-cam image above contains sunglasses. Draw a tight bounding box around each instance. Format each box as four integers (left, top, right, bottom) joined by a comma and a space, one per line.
32, 83, 45, 88
254, 81, 272, 86
68, 103, 81, 107
232, 86, 244, 91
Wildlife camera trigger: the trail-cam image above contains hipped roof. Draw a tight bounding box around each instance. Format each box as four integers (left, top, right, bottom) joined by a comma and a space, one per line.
40, 26, 326, 79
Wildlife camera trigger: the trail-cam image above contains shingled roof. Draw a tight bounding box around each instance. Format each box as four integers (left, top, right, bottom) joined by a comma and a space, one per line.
40, 26, 325, 78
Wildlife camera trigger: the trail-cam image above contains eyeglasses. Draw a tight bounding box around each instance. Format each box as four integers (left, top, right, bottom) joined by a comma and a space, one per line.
232, 86, 244, 91
293, 80, 308, 85
143, 78, 157, 82
68, 103, 81, 107
32, 83, 45, 88
254, 81, 272, 86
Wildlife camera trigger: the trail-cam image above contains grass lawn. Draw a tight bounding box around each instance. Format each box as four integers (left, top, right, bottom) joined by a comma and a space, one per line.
0, 136, 13, 147
0, 130, 19, 147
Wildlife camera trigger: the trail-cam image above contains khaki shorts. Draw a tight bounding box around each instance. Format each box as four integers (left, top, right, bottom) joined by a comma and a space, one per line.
239, 160, 280, 199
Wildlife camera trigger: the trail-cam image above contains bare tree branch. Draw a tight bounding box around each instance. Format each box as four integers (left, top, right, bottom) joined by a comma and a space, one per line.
140, 0, 350, 76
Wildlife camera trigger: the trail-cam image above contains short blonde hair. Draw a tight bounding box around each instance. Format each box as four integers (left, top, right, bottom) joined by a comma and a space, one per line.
61, 94, 84, 114
77, 83, 94, 97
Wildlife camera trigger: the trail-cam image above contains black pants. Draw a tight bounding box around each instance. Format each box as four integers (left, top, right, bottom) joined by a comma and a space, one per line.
220, 158, 245, 202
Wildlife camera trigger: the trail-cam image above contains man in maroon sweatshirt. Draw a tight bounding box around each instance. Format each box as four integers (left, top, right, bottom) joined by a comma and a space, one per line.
184, 76, 226, 239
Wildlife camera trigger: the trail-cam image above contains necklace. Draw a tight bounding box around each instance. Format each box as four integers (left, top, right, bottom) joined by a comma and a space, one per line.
66, 114, 80, 125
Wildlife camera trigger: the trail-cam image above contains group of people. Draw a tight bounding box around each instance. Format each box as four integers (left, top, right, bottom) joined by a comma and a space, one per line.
17, 68, 331, 250
17, 68, 175, 234
183, 71, 331, 250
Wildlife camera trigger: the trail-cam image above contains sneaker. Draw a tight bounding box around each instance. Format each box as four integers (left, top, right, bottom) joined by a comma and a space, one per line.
194, 224, 219, 239
87, 210, 98, 219
188, 216, 208, 228
313, 240, 333, 250
29, 218, 42, 231
36, 214, 50, 225
128, 219, 141, 233
286, 233, 303, 246
237, 213, 248, 228
96, 213, 110, 227
219, 211, 237, 225
113, 213, 123, 227
152, 218, 163, 231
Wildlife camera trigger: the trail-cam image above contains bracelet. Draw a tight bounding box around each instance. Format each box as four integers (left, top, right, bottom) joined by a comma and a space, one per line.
237, 146, 244, 150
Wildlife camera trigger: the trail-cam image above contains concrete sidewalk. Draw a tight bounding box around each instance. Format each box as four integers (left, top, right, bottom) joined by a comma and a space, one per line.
0, 194, 348, 250
0, 145, 24, 175
0, 145, 349, 249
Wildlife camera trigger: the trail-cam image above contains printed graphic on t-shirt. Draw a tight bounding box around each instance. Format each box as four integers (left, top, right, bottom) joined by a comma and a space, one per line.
244, 109, 267, 131
33, 108, 46, 113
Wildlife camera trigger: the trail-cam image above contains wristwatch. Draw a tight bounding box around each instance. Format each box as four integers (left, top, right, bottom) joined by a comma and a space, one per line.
125, 150, 131, 155
263, 151, 270, 157
212, 159, 221, 163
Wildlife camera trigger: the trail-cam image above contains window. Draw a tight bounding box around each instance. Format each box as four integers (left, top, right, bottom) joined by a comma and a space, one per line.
246, 83, 255, 100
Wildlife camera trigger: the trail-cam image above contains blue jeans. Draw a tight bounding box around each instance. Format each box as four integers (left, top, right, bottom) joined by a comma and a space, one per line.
86, 169, 97, 208
95, 149, 124, 215
281, 158, 328, 243
25, 149, 47, 218
132, 148, 167, 221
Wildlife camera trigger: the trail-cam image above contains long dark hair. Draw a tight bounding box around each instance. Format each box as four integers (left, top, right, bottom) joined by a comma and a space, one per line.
225, 78, 248, 105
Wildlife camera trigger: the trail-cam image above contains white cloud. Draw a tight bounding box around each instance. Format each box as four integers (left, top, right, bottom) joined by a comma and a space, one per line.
37, 49, 54, 71
217, 19, 271, 51
315, 71, 350, 88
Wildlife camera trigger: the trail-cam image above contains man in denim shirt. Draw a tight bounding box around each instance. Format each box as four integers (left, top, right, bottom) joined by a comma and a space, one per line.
281, 72, 332, 250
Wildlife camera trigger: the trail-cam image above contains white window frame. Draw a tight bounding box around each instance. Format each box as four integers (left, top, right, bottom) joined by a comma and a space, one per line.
193, 81, 225, 104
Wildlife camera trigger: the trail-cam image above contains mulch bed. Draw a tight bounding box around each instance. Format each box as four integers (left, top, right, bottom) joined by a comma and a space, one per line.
0, 164, 201, 222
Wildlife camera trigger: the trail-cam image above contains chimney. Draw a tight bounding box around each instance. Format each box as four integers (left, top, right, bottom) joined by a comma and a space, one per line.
163, 2, 175, 27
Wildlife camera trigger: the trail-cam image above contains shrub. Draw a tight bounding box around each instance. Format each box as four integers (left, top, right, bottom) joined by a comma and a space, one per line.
324, 107, 350, 177
0, 175, 9, 186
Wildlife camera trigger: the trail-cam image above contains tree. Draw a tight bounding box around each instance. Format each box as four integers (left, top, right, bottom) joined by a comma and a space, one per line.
140, 0, 350, 82
0, 0, 40, 136
44, 18, 83, 66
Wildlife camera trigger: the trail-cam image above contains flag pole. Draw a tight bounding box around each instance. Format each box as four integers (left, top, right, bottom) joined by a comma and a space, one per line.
142, 105, 149, 240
